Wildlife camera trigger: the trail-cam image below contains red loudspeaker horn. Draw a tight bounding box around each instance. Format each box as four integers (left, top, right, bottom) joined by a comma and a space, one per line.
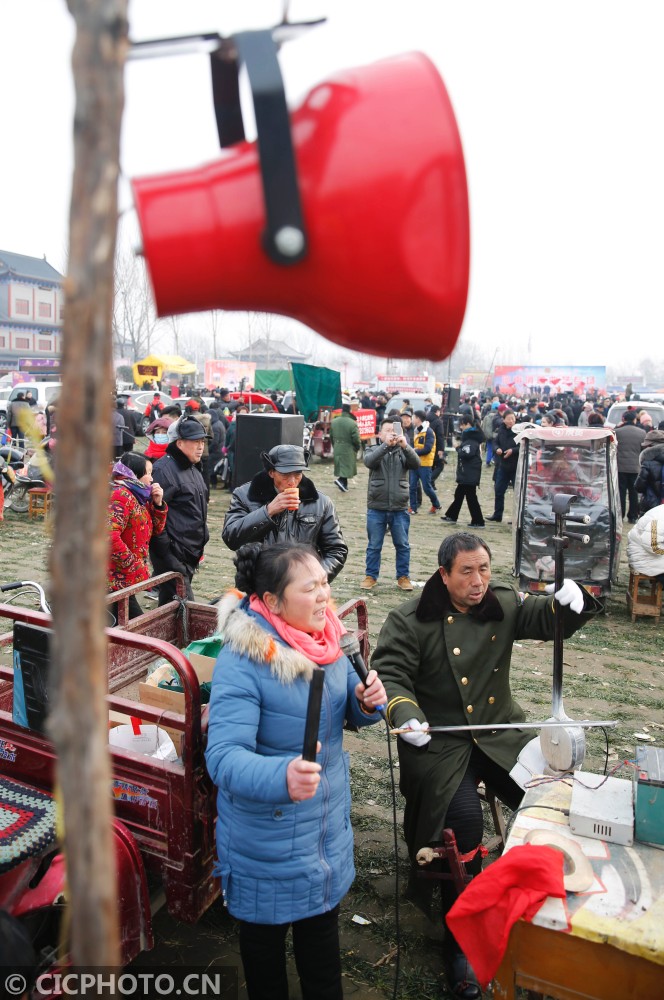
132, 52, 469, 361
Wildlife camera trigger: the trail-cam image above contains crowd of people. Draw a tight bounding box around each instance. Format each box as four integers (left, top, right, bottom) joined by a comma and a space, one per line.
4, 379, 664, 1000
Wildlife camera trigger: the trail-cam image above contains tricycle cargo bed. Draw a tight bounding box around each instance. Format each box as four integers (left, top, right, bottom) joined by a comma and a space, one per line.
0, 580, 370, 930
0, 595, 222, 924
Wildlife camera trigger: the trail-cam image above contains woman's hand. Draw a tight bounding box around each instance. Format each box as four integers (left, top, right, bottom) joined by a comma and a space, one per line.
150, 482, 164, 507
287, 749, 322, 802
355, 669, 387, 713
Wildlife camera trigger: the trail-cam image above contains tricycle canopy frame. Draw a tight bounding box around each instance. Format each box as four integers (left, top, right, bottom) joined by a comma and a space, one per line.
512, 426, 621, 596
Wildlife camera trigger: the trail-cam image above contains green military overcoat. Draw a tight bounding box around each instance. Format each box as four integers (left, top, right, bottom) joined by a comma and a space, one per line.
330, 413, 361, 479
371, 570, 598, 859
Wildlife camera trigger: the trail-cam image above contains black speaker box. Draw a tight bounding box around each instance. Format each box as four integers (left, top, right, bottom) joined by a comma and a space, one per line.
233, 414, 305, 487
445, 386, 461, 412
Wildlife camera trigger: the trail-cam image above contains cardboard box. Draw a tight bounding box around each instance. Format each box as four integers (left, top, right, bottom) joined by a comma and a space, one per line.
138, 653, 216, 755
108, 709, 134, 730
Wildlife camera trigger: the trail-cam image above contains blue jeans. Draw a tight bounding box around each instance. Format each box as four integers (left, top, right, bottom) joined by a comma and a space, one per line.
366, 509, 410, 579
409, 466, 440, 510
493, 463, 516, 519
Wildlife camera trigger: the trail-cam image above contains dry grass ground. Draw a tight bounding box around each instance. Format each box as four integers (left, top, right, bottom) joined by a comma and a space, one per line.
2, 454, 663, 998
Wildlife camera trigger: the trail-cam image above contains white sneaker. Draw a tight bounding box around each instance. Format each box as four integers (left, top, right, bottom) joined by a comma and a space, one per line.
334, 478, 348, 492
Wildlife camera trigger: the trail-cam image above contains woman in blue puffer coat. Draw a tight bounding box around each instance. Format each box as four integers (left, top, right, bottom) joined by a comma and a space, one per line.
205, 542, 386, 1000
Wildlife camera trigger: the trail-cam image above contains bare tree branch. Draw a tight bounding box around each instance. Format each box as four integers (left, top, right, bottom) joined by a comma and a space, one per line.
112, 239, 159, 362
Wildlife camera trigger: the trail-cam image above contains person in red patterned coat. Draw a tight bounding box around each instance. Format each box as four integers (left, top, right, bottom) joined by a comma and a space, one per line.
108, 451, 167, 622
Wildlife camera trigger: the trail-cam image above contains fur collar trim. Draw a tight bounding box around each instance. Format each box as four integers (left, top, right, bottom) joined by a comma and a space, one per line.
166, 440, 195, 469
640, 443, 664, 464
416, 571, 505, 624
247, 471, 319, 505
216, 591, 316, 683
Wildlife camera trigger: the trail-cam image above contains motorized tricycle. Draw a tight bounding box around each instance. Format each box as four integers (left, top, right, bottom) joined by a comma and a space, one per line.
512, 425, 621, 599
0, 576, 369, 976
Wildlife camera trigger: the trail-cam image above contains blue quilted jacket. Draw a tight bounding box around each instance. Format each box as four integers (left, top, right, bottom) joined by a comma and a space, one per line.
205, 593, 379, 924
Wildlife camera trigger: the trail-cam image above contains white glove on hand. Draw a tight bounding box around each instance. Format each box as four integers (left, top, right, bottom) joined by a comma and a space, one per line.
399, 718, 431, 747
544, 579, 584, 615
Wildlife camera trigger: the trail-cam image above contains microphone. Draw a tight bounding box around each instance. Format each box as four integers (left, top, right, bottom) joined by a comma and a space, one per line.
339, 632, 386, 718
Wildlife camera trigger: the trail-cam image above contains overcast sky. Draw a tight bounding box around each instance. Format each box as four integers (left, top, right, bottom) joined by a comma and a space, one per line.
2, 0, 664, 372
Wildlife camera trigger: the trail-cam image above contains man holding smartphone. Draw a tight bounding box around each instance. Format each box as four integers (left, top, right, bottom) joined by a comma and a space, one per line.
361, 419, 421, 592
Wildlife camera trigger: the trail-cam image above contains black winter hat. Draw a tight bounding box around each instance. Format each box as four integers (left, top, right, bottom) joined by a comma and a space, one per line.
262, 445, 309, 473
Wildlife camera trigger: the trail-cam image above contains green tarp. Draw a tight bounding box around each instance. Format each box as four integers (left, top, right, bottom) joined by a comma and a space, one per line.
291, 363, 342, 421
253, 369, 292, 392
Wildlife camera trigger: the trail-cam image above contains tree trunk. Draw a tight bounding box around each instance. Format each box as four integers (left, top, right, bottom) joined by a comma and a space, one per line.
48, 0, 128, 966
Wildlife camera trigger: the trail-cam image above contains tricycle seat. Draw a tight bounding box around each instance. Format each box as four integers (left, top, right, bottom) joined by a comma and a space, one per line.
0, 773, 56, 873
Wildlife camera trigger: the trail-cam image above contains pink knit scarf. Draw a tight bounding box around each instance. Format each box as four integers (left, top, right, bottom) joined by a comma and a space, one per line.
249, 595, 346, 665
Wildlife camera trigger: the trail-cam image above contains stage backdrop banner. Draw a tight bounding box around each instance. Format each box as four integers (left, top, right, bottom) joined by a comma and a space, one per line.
204, 359, 256, 390
494, 365, 606, 397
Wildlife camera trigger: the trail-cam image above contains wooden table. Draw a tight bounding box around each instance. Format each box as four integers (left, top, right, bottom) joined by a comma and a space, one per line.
493, 779, 664, 1000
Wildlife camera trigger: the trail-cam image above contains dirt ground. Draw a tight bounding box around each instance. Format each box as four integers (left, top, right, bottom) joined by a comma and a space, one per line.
2, 454, 663, 999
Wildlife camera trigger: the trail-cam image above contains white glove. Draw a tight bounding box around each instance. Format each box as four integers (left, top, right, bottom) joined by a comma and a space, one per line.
399, 718, 431, 747
544, 579, 584, 615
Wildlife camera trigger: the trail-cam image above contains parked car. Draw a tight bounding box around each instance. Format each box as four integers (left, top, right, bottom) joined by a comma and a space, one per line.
117, 390, 174, 433
383, 392, 442, 414
605, 401, 664, 428
0, 381, 62, 428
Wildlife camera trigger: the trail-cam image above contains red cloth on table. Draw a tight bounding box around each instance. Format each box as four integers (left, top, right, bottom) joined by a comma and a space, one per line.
446, 844, 566, 986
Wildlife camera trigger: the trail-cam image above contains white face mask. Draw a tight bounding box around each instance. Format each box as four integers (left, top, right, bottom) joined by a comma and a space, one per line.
154, 433, 169, 444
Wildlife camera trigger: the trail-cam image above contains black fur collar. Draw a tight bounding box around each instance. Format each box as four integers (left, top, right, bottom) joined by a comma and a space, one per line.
166, 440, 197, 469
415, 570, 505, 623
247, 471, 319, 504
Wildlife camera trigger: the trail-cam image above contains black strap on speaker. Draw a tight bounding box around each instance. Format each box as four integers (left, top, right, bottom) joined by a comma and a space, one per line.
210, 29, 308, 266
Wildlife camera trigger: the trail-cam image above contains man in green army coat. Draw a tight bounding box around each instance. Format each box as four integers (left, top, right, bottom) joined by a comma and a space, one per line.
371, 532, 601, 999
330, 403, 361, 492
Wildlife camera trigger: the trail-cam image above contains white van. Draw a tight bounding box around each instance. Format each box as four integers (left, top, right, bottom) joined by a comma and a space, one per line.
605, 401, 664, 429
0, 382, 62, 428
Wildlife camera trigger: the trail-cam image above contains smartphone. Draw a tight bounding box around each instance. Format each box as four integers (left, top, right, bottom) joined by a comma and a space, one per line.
391, 419, 402, 440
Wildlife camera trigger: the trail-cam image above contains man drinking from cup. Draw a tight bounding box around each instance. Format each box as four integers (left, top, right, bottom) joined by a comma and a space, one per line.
222, 445, 348, 581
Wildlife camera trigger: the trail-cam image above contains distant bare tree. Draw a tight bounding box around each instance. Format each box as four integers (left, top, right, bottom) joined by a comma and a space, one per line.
243, 311, 275, 362
638, 355, 664, 386
112, 240, 159, 362
165, 314, 181, 355
208, 310, 223, 358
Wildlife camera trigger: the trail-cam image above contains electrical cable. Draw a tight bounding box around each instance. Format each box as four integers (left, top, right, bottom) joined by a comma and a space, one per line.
600, 725, 610, 775
505, 803, 570, 841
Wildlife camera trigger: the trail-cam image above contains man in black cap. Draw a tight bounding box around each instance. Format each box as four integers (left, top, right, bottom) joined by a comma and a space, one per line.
222, 444, 348, 580
116, 396, 143, 452
150, 414, 209, 605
